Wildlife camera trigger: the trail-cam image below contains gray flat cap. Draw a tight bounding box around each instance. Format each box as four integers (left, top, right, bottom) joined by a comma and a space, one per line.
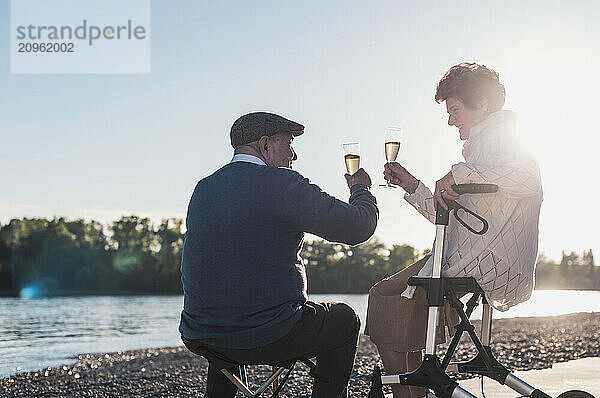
230, 112, 304, 148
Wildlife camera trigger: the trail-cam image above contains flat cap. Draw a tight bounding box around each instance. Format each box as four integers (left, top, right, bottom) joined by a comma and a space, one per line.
230, 112, 304, 148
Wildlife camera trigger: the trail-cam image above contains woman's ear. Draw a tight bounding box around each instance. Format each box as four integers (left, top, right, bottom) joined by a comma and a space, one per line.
479, 97, 489, 114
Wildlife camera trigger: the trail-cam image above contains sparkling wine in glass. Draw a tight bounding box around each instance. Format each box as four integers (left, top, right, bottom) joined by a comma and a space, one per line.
343, 142, 360, 175
380, 127, 403, 188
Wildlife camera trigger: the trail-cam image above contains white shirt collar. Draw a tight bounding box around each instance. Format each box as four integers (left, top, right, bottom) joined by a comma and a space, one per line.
231, 154, 267, 166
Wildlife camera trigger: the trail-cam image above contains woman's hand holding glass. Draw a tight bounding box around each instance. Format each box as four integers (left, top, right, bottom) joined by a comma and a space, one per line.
383, 162, 419, 194
379, 127, 403, 188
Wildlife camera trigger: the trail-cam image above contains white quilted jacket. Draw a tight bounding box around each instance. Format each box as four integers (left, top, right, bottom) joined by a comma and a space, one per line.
401, 111, 543, 311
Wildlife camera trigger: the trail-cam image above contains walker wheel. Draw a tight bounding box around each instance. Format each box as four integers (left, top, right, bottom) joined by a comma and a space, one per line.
557, 390, 595, 398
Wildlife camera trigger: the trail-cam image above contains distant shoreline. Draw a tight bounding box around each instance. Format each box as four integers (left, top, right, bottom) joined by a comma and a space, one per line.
2, 286, 600, 298
1, 312, 599, 396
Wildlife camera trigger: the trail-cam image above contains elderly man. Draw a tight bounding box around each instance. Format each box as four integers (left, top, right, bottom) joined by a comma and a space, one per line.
179, 112, 379, 398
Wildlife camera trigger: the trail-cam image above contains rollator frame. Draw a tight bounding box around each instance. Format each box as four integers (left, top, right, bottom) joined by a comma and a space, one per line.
368, 183, 557, 398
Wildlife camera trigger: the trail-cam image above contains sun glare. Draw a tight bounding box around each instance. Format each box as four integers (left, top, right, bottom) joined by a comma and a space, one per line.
512, 57, 598, 162
507, 57, 599, 259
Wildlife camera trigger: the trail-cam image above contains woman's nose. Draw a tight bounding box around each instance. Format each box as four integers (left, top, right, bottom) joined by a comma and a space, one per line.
448, 115, 455, 126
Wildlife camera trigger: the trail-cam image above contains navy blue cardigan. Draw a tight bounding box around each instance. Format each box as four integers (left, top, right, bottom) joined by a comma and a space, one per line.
179, 161, 378, 349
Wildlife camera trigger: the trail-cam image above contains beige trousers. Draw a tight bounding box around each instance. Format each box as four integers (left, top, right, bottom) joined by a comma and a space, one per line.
364, 256, 459, 352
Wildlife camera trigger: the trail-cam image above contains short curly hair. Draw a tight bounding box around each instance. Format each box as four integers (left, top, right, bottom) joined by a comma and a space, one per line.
435, 62, 506, 113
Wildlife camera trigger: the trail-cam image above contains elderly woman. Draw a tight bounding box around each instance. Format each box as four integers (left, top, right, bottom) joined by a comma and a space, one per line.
364, 63, 543, 398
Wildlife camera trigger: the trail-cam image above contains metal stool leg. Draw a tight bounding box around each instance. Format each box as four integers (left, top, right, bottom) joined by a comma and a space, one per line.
271, 366, 279, 396
221, 367, 254, 397
220, 364, 290, 397
481, 303, 493, 346
239, 364, 248, 385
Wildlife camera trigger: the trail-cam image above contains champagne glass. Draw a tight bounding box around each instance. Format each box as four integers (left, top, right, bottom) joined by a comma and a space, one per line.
380, 127, 403, 188
343, 143, 360, 175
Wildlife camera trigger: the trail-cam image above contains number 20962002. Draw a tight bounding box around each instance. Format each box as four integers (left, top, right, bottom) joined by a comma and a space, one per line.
18, 42, 74, 52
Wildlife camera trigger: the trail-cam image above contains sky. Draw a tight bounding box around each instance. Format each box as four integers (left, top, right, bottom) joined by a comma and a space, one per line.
1, 0, 599, 261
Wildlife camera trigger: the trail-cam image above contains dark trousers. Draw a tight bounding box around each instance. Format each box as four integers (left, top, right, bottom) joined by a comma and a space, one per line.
182, 301, 361, 398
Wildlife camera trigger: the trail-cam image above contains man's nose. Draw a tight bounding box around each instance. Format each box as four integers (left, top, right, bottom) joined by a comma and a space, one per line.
448, 115, 455, 126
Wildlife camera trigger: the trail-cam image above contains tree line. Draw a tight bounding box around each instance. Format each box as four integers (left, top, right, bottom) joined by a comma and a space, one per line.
535, 250, 597, 290
0, 217, 596, 297
0, 216, 184, 297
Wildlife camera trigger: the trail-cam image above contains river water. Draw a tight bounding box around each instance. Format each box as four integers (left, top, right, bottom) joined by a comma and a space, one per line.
1, 290, 599, 377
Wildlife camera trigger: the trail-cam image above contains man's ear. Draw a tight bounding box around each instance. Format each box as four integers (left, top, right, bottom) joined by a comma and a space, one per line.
257, 136, 270, 157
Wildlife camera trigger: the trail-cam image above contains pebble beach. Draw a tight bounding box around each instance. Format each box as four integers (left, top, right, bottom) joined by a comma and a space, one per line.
1, 312, 599, 397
